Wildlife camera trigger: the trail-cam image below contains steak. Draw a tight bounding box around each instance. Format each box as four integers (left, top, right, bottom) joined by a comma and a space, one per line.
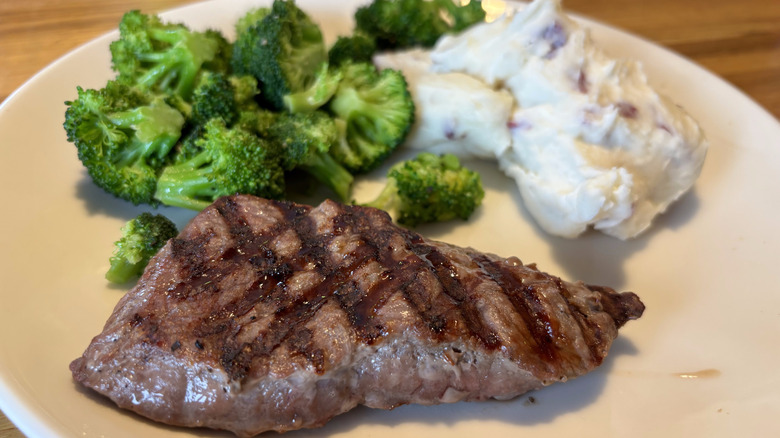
70, 194, 644, 436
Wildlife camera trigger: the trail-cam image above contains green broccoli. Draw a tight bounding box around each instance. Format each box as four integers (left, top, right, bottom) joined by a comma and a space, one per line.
167, 72, 237, 126
168, 72, 259, 130
354, 0, 485, 50
168, 72, 261, 164
327, 33, 377, 68
201, 28, 234, 74
262, 111, 354, 201
229, 75, 262, 110
235, 6, 272, 37
154, 118, 285, 210
63, 80, 185, 205
282, 63, 342, 113
362, 152, 485, 227
439, 0, 487, 32
110, 10, 229, 100
327, 62, 415, 174
231, 0, 328, 110
106, 212, 179, 283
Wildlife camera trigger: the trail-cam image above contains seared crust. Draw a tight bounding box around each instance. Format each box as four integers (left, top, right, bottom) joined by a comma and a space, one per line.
71, 194, 644, 436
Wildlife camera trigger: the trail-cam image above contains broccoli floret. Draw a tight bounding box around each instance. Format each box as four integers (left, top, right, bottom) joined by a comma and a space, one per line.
362, 152, 484, 227
229, 75, 262, 110
282, 63, 342, 113
235, 107, 278, 136
106, 212, 178, 283
168, 72, 261, 164
154, 118, 285, 210
439, 0, 487, 32
235, 7, 272, 37
354, 0, 485, 50
110, 10, 229, 100
202, 28, 234, 74
63, 80, 185, 205
327, 33, 377, 68
327, 62, 415, 174
185, 72, 240, 126
231, 0, 327, 110
262, 111, 354, 201
169, 72, 259, 127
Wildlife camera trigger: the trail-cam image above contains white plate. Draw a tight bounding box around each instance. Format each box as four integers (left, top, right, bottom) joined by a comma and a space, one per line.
1, 0, 779, 437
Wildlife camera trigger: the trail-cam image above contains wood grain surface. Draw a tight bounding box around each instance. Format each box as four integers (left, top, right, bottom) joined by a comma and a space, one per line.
1, 0, 778, 436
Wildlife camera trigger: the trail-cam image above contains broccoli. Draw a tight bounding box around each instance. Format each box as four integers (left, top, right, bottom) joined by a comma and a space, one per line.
229, 75, 262, 110
282, 63, 342, 113
106, 212, 178, 283
167, 72, 236, 127
231, 0, 328, 110
362, 152, 485, 227
110, 10, 229, 100
63, 80, 185, 205
354, 0, 485, 50
168, 72, 261, 164
439, 0, 487, 32
154, 118, 285, 210
327, 62, 415, 174
201, 28, 234, 74
327, 33, 377, 68
262, 111, 354, 201
235, 6, 272, 37
168, 72, 259, 129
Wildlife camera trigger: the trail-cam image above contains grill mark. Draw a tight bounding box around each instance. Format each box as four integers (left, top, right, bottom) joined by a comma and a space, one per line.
166, 198, 306, 378
216, 200, 390, 376
329, 207, 395, 343
331, 207, 481, 345
406, 235, 502, 349
323, 246, 381, 339
555, 278, 604, 362
217, 196, 254, 245
264, 206, 357, 352
350, 250, 430, 342
196, 198, 302, 313
470, 254, 559, 362
211, 199, 323, 378
166, 197, 301, 301
399, 272, 449, 334
167, 233, 217, 299
286, 328, 325, 372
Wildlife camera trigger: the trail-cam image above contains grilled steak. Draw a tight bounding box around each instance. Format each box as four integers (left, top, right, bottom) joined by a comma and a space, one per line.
70, 194, 644, 436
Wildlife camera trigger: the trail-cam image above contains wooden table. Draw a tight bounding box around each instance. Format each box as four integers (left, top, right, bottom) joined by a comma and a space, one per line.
0, 0, 778, 436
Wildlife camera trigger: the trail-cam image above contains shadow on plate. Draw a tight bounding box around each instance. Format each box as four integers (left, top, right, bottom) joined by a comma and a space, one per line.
544, 189, 701, 289
457, 157, 703, 290
74, 171, 198, 230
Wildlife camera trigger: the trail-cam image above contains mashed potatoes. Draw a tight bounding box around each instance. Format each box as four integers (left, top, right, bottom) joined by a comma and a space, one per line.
375, 0, 708, 239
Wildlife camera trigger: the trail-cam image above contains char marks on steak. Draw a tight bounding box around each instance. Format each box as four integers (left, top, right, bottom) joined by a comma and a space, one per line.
70, 194, 644, 436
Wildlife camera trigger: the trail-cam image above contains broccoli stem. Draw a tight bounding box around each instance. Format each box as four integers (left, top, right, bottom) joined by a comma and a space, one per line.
363, 177, 398, 212
283, 85, 336, 113
282, 63, 342, 113
154, 153, 216, 210
134, 30, 218, 98
105, 257, 142, 284
136, 58, 198, 98
299, 151, 355, 201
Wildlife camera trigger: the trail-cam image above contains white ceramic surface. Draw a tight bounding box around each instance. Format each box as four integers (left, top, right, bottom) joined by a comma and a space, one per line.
1, 1, 779, 437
